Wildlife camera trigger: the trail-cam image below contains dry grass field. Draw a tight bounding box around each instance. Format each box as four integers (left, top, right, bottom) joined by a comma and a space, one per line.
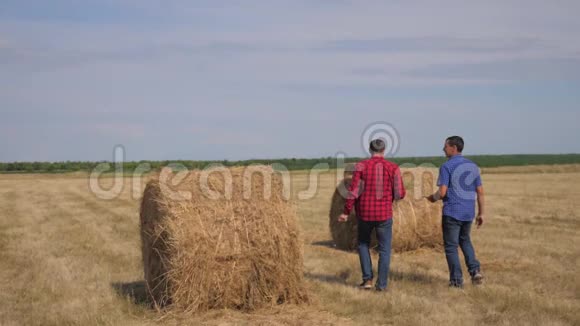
0, 166, 579, 325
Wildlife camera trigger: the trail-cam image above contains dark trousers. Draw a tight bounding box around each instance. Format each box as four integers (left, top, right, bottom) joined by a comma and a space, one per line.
442, 215, 481, 285
358, 218, 393, 290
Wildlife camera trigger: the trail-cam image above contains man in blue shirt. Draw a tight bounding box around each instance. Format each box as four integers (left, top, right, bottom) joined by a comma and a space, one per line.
428, 136, 485, 287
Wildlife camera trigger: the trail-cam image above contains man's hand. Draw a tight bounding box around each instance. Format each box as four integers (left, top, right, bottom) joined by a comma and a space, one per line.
426, 189, 443, 203
338, 214, 349, 223
476, 215, 484, 229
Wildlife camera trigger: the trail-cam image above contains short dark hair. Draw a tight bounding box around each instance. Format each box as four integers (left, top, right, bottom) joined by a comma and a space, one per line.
369, 139, 386, 153
446, 136, 464, 152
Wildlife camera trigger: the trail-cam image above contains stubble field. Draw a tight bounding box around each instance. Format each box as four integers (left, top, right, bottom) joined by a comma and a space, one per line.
0, 165, 578, 325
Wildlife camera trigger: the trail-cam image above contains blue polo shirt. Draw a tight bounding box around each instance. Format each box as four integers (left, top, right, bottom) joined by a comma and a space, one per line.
437, 154, 482, 221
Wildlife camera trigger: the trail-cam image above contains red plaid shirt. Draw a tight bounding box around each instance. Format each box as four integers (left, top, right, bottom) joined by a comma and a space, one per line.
343, 156, 406, 222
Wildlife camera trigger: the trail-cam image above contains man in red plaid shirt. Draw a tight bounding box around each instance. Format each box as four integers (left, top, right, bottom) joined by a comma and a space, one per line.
339, 139, 406, 291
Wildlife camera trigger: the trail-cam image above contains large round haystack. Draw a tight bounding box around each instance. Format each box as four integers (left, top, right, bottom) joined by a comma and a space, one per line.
329, 167, 442, 252
140, 165, 309, 312
391, 196, 443, 252
328, 177, 377, 250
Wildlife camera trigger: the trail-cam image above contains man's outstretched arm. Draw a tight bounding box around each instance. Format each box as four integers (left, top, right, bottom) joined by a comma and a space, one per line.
339, 165, 362, 222
428, 185, 447, 202
428, 165, 449, 202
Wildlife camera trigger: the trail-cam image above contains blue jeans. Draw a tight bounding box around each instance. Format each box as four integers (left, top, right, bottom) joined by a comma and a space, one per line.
358, 218, 393, 290
442, 215, 481, 285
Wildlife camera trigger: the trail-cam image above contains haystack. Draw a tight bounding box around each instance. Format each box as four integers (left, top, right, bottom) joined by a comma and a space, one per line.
329, 167, 443, 252
140, 165, 308, 312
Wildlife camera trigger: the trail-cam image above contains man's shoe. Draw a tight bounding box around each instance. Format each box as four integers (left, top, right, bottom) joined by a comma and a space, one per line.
358, 280, 373, 290
471, 271, 484, 285
375, 287, 388, 293
449, 281, 463, 289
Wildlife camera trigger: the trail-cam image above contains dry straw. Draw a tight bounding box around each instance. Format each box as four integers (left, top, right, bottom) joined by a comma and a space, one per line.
329, 166, 443, 252
140, 165, 309, 313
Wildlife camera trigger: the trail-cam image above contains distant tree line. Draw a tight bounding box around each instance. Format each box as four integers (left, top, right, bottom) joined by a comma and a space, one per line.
1, 154, 579, 174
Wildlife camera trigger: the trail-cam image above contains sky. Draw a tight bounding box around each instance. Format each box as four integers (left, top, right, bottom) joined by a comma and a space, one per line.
1, 0, 579, 162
